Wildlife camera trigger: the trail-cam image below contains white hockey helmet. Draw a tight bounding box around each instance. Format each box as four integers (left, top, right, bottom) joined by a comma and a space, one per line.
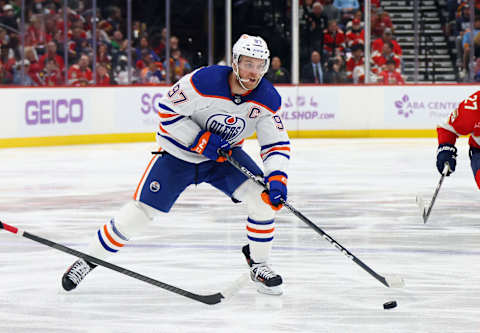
232, 34, 270, 88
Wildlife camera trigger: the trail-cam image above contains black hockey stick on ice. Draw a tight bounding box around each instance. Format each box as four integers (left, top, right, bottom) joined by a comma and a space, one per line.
220, 151, 404, 288
0, 221, 247, 305
416, 162, 450, 224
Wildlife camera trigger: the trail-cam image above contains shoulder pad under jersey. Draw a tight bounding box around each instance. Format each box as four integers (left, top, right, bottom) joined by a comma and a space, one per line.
247, 78, 282, 113
190, 65, 232, 100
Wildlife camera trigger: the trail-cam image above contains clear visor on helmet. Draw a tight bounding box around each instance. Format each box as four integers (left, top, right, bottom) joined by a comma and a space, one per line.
237, 57, 268, 75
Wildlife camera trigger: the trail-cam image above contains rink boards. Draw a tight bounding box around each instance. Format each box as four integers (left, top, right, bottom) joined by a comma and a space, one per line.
0, 84, 477, 147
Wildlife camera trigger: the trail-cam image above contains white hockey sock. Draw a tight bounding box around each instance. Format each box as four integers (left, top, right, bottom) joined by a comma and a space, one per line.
87, 200, 155, 260
87, 219, 128, 259
246, 217, 274, 263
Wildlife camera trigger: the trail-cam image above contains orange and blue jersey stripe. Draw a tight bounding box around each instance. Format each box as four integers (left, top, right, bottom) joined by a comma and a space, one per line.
158, 103, 185, 126
260, 141, 290, 162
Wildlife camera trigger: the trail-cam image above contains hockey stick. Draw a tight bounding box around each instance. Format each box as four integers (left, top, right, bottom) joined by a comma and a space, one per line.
0, 221, 248, 305
220, 151, 404, 288
416, 162, 450, 224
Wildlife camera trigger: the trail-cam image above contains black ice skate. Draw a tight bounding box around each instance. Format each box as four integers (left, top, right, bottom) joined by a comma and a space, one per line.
242, 244, 283, 295
62, 258, 96, 291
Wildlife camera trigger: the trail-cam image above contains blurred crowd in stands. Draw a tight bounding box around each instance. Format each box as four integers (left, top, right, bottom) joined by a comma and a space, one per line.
2, 0, 458, 86
446, 0, 480, 81
294, 0, 404, 84
0, 0, 193, 86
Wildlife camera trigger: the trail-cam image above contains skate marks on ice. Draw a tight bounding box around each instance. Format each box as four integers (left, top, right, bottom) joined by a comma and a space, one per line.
0, 139, 480, 332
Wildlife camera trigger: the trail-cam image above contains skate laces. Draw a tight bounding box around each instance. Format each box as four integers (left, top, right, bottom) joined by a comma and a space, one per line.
252, 263, 277, 280
67, 260, 92, 285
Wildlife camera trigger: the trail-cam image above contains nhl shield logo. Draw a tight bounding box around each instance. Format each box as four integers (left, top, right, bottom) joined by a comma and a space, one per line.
150, 181, 161, 192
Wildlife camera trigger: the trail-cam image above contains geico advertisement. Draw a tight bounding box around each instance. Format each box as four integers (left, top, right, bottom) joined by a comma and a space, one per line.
19, 89, 92, 136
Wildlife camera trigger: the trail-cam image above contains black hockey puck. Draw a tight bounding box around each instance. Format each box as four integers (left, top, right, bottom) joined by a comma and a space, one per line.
383, 301, 397, 309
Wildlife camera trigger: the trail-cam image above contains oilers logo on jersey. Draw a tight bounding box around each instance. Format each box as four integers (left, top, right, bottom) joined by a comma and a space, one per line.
206, 114, 246, 142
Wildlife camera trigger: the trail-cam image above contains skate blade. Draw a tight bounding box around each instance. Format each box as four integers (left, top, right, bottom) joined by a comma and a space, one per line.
255, 282, 283, 296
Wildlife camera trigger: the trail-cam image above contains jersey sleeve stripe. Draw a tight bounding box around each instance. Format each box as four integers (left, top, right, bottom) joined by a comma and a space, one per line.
158, 112, 177, 119
158, 102, 176, 112
157, 132, 192, 152
232, 139, 245, 147
260, 146, 290, 158
158, 123, 170, 135
160, 115, 186, 126
261, 141, 290, 150
262, 151, 290, 161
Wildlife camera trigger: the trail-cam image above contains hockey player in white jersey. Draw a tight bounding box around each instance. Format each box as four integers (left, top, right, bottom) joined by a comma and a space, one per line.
62, 34, 290, 295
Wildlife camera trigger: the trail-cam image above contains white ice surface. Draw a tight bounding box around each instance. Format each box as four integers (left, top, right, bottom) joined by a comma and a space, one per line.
0, 138, 479, 333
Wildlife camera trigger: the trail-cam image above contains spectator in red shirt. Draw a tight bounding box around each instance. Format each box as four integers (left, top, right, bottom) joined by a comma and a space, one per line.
26, 15, 47, 47
24, 46, 42, 85
68, 54, 92, 86
44, 17, 57, 43
38, 41, 65, 71
97, 42, 112, 68
95, 63, 110, 85
323, 19, 346, 60
371, 7, 393, 38
0, 60, 13, 84
136, 49, 152, 71
153, 27, 167, 59
346, 18, 364, 49
371, 28, 402, 56
43, 58, 64, 86
371, 41, 401, 75
378, 59, 405, 84
345, 43, 364, 83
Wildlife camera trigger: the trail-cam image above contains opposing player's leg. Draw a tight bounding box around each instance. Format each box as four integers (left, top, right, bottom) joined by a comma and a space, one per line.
62, 152, 196, 291
469, 146, 480, 189
207, 148, 283, 295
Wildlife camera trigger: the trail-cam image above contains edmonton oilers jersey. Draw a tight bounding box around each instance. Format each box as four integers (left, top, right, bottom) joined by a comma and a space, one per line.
155, 65, 290, 175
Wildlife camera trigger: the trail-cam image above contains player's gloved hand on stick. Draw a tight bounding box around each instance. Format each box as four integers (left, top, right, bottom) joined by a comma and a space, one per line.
189, 130, 231, 162
436, 143, 457, 176
261, 171, 287, 211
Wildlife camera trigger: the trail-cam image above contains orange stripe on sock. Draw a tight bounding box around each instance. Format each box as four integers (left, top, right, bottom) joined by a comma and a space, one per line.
246, 225, 275, 234
103, 224, 124, 247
